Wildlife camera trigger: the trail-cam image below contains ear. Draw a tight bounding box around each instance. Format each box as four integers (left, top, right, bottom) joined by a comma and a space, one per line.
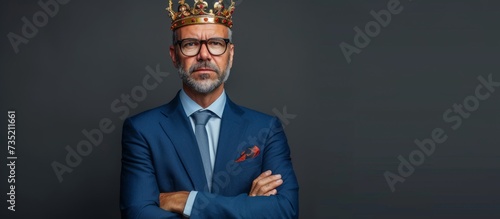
169, 45, 179, 68
228, 43, 235, 68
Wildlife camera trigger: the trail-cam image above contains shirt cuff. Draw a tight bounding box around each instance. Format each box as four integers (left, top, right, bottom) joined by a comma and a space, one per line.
182, 191, 198, 217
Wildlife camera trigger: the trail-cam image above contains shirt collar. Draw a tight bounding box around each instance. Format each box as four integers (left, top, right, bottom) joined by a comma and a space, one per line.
179, 89, 226, 118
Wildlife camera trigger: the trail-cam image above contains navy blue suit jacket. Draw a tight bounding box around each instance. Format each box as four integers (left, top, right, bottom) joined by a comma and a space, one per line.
120, 93, 299, 218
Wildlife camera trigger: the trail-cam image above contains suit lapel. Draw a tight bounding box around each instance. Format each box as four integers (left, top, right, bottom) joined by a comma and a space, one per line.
158, 94, 209, 192
213, 98, 248, 181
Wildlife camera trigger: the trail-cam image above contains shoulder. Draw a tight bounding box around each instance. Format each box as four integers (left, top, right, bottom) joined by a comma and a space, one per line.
126, 93, 181, 126
122, 104, 167, 130
130, 104, 166, 120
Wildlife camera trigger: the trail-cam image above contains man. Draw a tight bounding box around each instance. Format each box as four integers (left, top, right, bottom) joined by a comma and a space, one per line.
120, 1, 299, 218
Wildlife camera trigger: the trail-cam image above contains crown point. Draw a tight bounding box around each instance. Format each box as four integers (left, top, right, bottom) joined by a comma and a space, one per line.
168, 0, 235, 30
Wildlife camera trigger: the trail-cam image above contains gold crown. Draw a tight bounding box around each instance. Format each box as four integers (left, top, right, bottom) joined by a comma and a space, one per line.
166, 0, 235, 30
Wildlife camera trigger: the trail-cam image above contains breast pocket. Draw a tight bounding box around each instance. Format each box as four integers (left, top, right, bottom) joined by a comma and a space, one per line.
236, 158, 262, 169
233, 145, 263, 169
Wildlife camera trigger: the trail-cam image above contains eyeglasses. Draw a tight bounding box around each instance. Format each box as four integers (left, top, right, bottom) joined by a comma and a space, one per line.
175, 38, 231, 57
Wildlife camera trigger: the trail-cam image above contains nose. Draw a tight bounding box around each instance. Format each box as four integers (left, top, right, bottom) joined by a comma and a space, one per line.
197, 42, 211, 61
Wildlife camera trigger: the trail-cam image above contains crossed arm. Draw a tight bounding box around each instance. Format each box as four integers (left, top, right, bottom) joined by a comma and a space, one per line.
159, 170, 284, 213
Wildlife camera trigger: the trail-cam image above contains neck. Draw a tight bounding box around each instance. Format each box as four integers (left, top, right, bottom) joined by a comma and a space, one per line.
183, 84, 224, 108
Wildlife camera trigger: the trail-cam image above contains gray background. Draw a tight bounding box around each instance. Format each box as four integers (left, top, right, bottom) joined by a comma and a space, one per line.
1, 0, 500, 218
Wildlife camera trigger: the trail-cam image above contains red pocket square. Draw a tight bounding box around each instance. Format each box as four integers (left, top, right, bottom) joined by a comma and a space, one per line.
235, 145, 260, 163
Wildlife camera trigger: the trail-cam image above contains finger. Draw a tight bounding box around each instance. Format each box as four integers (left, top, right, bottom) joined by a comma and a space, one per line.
251, 174, 281, 193
249, 171, 273, 196
264, 189, 277, 196
252, 170, 272, 186
252, 177, 283, 196
257, 179, 283, 195
256, 174, 282, 188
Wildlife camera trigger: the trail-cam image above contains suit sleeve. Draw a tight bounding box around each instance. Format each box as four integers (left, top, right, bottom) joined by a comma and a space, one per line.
120, 118, 182, 219
190, 117, 299, 219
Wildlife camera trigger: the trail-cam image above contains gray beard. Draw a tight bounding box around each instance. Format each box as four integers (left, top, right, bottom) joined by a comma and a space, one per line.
178, 61, 231, 94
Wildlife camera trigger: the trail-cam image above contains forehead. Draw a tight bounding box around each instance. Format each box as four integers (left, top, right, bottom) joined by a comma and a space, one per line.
176, 24, 228, 39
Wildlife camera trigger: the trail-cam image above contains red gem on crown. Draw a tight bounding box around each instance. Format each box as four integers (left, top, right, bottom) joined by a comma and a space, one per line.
167, 0, 236, 30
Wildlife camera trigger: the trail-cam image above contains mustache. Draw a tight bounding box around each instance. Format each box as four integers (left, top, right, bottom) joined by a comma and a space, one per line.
188, 61, 220, 74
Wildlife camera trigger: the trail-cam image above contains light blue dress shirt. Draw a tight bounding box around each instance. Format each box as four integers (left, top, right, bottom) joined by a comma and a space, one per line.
179, 89, 226, 217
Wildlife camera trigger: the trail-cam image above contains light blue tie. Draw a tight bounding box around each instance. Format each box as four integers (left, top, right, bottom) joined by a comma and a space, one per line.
191, 110, 213, 191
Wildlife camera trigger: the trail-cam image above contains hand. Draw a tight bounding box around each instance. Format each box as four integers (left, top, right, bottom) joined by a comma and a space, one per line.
249, 170, 283, 197
159, 191, 189, 214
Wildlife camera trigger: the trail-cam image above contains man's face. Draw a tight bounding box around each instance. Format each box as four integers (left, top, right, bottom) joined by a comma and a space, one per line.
170, 24, 234, 94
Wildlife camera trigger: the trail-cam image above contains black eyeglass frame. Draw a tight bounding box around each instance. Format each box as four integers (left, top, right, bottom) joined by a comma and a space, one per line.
175, 38, 231, 57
